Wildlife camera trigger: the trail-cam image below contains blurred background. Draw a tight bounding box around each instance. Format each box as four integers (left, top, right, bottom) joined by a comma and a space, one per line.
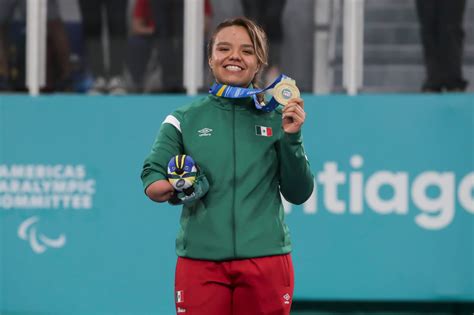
0, 0, 473, 315
0, 0, 473, 94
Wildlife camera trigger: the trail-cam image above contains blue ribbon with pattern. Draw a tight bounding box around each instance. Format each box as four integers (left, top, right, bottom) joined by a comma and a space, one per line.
209, 74, 289, 112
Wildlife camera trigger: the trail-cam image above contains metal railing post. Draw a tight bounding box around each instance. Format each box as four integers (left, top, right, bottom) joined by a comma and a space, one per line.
26, 0, 47, 96
343, 0, 364, 95
313, 0, 331, 94
184, 0, 204, 95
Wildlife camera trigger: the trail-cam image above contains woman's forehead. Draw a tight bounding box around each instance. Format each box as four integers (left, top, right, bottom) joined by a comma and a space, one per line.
214, 26, 252, 44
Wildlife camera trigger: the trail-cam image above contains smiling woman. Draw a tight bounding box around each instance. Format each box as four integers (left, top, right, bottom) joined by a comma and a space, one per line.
141, 16, 314, 315
207, 21, 265, 87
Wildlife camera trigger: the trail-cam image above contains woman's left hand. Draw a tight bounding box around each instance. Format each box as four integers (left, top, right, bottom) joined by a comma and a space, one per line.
282, 98, 306, 134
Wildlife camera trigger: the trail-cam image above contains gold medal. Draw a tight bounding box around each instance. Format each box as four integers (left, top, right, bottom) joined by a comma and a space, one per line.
273, 78, 300, 106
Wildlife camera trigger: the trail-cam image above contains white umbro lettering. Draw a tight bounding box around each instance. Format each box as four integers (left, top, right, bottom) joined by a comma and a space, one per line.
177, 307, 186, 313
283, 293, 291, 305
198, 128, 213, 137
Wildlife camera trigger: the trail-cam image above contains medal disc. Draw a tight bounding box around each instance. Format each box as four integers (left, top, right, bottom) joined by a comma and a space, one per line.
273, 79, 300, 106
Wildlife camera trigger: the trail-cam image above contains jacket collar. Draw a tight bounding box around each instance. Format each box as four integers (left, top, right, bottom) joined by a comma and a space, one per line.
208, 94, 254, 111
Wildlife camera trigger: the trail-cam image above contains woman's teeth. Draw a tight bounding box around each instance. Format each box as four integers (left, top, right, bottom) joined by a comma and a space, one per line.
225, 65, 242, 71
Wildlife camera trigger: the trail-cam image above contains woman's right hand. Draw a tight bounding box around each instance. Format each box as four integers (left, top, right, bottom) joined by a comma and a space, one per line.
146, 180, 175, 202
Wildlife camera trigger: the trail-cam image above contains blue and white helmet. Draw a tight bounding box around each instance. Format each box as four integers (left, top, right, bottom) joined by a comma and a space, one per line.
167, 155, 197, 191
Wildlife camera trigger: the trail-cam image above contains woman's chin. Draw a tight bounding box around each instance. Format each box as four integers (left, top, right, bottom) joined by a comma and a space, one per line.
221, 79, 251, 87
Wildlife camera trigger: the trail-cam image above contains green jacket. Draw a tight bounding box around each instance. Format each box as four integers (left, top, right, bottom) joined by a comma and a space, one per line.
141, 95, 314, 260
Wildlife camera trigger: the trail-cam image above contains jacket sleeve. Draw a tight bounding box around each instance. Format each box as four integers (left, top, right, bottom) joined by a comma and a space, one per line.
276, 130, 314, 205
141, 113, 184, 192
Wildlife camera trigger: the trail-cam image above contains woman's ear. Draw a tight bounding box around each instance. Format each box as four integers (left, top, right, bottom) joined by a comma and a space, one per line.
208, 58, 213, 69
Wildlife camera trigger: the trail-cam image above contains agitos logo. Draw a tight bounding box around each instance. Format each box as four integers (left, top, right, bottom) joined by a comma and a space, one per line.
17, 216, 66, 254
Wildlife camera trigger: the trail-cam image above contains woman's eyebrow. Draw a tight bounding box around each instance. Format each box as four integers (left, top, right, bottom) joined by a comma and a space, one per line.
215, 42, 254, 49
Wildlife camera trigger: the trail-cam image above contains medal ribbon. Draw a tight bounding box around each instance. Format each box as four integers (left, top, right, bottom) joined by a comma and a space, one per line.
209, 74, 290, 112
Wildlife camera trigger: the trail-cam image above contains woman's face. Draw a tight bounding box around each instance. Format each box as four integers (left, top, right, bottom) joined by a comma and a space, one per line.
209, 25, 259, 87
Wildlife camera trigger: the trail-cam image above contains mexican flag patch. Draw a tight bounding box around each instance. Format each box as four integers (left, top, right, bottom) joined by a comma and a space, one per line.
255, 125, 273, 137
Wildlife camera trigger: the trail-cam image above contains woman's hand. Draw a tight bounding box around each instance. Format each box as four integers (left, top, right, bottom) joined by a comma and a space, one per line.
146, 179, 175, 202
282, 98, 306, 134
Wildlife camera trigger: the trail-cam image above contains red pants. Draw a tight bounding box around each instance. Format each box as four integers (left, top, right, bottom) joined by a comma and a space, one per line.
174, 254, 294, 315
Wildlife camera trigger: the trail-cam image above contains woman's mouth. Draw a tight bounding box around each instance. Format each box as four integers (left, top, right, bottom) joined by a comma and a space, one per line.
225, 65, 243, 72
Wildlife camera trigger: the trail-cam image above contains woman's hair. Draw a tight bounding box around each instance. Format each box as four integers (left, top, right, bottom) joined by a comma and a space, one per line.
207, 17, 269, 94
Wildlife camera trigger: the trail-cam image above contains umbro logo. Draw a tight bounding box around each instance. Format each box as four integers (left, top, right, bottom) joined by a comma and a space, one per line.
198, 128, 213, 137
283, 293, 291, 305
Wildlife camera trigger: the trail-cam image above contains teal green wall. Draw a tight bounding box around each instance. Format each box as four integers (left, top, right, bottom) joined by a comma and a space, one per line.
0, 94, 473, 314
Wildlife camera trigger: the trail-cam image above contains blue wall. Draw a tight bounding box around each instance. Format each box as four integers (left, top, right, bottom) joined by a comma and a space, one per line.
0, 94, 473, 314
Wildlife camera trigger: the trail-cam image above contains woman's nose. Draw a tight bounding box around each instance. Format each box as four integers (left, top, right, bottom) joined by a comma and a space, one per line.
229, 50, 242, 60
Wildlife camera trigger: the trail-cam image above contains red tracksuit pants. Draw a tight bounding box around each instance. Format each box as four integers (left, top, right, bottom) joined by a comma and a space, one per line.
174, 254, 294, 315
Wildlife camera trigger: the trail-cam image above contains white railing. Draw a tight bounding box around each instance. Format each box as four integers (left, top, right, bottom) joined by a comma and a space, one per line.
343, 0, 365, 95
313, 0, 342, 94
184, 0, 204, 95
26, 0, 47, 96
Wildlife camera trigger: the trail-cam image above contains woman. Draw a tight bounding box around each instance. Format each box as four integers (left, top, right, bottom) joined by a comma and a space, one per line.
141, 17, 314, 315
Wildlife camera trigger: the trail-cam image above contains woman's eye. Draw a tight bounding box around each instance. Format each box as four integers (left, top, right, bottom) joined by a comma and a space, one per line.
243, 50, 253, 55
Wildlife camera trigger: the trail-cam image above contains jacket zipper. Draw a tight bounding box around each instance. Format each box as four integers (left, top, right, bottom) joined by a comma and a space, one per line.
232, 104, 237, 257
